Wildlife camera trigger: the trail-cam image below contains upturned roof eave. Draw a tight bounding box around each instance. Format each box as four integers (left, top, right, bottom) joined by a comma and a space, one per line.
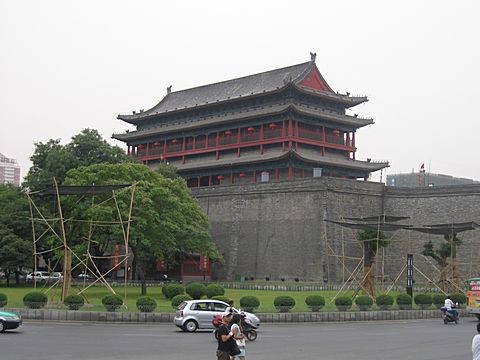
112, 104, 373, 142
117, 84, 293, 124
171, 149, 389, 173
294, 85, 368, 106
117, 84, 365, 124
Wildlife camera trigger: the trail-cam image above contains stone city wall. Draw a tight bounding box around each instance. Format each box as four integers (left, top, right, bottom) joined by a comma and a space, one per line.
191, 178, 480, 283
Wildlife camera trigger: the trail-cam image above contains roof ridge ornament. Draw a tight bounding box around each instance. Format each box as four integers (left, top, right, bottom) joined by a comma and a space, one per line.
310, 52, 317, 62
167, 85, 172, 94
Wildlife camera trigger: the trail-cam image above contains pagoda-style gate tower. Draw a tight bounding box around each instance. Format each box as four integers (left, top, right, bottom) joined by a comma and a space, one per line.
113, 54, 388, 186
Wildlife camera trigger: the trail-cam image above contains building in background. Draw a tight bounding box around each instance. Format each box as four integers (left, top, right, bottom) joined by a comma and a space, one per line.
0, 153, 20, 186
387, 172, 479, 187
113, 54, 388, 187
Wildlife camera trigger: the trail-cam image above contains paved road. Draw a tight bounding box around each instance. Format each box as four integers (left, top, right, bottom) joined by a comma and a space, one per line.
0, 318, 476, 360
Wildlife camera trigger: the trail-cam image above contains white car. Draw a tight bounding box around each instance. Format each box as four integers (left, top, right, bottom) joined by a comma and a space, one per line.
26, 271, 50, 281
174, 299, 260, 332
26, 271, 63, 282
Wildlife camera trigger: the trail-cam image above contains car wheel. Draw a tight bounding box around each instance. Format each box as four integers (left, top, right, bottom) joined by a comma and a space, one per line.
443, 318, 449, 325
183, 320, 198, 332
0, 321, 6, 333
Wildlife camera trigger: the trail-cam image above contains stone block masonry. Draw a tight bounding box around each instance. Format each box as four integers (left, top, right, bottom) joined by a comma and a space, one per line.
191, 178, 480, 282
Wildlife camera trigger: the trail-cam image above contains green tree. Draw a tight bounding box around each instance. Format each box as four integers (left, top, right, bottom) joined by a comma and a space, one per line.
0, 185, 31, 240
63, 163, 221, 295
356, 229, 389, 297
24, 129, 130, 191
422, 234, 462, 292
0, 226, 32, 286
0, 185, 32, 285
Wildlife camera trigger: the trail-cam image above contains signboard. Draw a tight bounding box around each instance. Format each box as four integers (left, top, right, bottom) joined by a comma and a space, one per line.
406, 254, 413, 296
200, 256, 209, 271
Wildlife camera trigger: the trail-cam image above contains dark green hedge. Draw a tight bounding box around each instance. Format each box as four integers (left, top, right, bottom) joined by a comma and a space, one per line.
136, 296, 157, 312
64, 294, 85, 310
23, 292, 48, 309
185, 283, 206, 300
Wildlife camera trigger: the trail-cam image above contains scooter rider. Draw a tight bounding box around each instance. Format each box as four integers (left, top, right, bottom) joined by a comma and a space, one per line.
445, 295, 459, 319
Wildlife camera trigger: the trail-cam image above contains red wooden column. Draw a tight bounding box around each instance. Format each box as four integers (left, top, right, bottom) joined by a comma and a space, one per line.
260, 124, 264, 155
193, 136, 196, 150
288, 119, 293, 150
127, 145, 131, 156
197, 177, 201, 188
282, 120, 286, 151
275, 168, 279, 181
216, 131, 219, 160
253, 170, 257, 184
205, 134, 209, 149
208, 175, 212, 186
182, 137, 186, 164
146, 142, 150, 157
287, 166, 293, 180
301, 169, 305, 178
321, 126, 326, 156
237, 127, 241, 157
163, 140, 167, 156
295, 121, 299, 151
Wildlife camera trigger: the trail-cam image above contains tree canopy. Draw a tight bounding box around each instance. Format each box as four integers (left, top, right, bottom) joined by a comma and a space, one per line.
62, 162, 220, 287
24, 129, 130, 191
0, 185, 32, 285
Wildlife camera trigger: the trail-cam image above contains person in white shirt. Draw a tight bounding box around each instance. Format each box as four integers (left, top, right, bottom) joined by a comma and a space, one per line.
444, 295, 458, 318
472, 323, 480, 360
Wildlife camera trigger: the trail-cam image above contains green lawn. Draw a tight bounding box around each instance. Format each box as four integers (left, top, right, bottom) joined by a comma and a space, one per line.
0, 284, 357, 312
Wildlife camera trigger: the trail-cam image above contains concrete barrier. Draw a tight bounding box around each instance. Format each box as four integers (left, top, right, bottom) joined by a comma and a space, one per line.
2, 307, 470, 323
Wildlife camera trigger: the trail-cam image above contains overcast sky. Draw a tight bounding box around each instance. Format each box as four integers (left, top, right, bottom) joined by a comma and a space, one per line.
1, 0, 479, 183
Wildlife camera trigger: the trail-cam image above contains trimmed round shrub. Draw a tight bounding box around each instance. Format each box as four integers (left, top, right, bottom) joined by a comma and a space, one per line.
211, 295, 232, 304
396, 293, 412, 310
185, 283, 206, 300
274, 296, 295, 313
335, 296, 353, 311
136, 296, 157, 312
64, 294, 85, 310
432, 294, 445, 307
376, 294, 394, 310
171, 294, 193, 309
414, 294, 433, 309
102, 294, 123, 312
0, 293, 7, 307
206, 284, 225, 299
163, 284, 184, 299
23, 291, 48, 309
451, 292, 467, 307
305, 295, 325, 312
240, 296, 260, 312
355, 295, 373, 311
161, 285, 168, 297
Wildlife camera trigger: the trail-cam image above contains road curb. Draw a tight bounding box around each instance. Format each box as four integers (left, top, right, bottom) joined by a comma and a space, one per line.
2, 307, 470, 323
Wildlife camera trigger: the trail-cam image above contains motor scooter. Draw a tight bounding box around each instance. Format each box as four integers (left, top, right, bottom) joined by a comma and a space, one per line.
440, 305, 459, 324
212, 314, 258, 341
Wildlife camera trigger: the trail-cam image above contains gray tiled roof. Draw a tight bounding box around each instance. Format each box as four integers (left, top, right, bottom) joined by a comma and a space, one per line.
112, 103, 373, 142
118, 59, 366, 123
119, 61, 313, 121
171, 148, 388, 173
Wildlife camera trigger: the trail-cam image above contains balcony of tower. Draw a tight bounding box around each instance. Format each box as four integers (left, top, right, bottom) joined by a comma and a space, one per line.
131, 122, 356, 163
